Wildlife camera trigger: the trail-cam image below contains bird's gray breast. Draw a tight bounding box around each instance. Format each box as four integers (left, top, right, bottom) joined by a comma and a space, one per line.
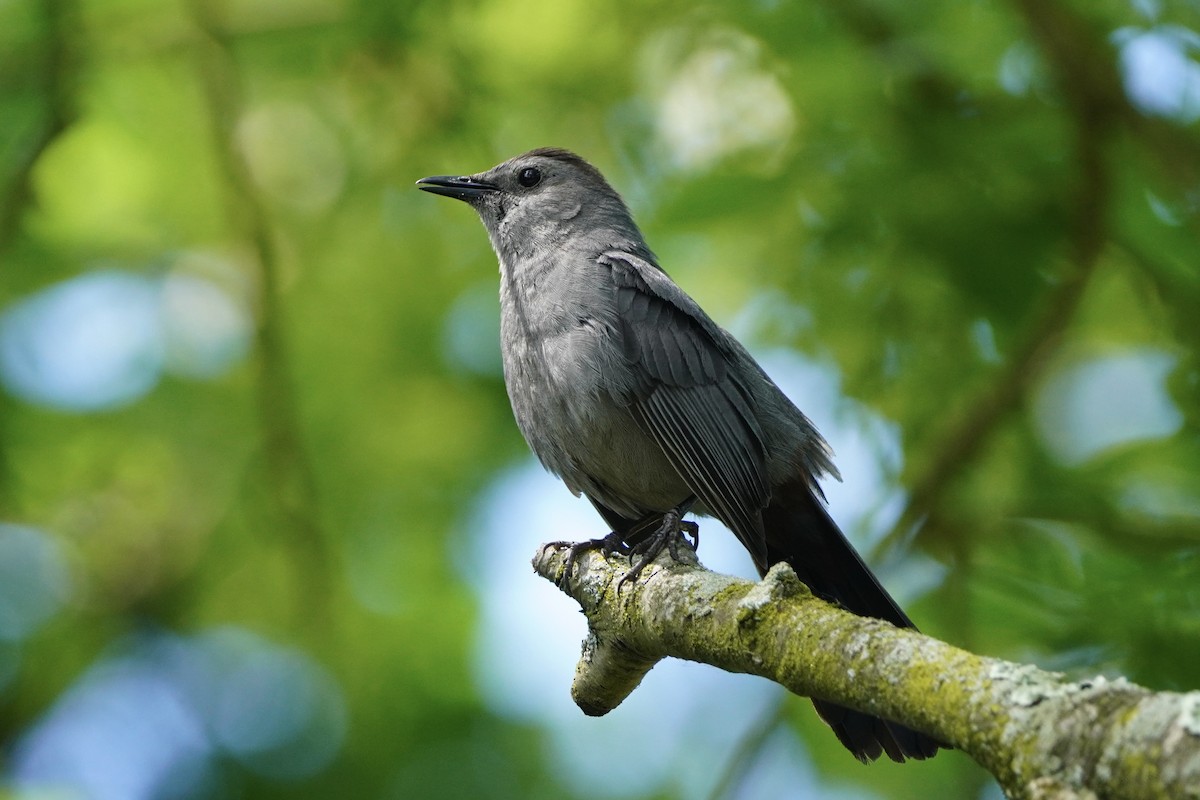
497, 251, 688, 517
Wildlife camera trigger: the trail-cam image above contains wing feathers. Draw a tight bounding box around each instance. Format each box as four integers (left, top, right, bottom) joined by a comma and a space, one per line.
601, 250, 770, 562
639, 385, 768, 564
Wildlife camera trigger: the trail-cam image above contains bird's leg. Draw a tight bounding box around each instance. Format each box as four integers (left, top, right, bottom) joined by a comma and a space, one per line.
617, 496, 698, 591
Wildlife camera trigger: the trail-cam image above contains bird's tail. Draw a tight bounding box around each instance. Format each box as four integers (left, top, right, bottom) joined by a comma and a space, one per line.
760, 480, 943, 763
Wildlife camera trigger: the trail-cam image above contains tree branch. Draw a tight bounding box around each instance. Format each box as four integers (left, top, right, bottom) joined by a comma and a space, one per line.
532, 543, 1200, 800
189, 1, 331, 618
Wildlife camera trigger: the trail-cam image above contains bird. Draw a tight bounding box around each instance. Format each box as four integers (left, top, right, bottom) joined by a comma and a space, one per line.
417, 147, 942, 763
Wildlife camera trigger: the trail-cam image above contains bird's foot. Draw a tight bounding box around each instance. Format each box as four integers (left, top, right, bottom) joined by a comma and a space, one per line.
551, 532, 629, 588
616, 509, 699, 591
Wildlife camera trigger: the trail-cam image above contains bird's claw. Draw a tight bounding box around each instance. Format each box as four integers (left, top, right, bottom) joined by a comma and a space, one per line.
553, 532, 629, 588
616, 512, 699, 592
549, 505, 698, 591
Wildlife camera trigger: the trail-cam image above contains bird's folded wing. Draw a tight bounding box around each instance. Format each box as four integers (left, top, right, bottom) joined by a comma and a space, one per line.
599, 250, 770, 565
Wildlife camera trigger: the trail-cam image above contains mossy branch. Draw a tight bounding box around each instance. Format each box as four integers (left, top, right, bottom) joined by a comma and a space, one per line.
532, 543, 1200, 800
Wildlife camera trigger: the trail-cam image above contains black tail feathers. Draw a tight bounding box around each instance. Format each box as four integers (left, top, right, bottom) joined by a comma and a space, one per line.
760, 481, 944, 763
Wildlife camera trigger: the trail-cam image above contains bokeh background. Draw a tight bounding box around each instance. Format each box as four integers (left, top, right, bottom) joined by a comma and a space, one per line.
2, 0, 1199, 798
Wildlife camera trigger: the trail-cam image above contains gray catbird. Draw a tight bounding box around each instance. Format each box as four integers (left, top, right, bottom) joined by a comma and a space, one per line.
418, 148, 941, 763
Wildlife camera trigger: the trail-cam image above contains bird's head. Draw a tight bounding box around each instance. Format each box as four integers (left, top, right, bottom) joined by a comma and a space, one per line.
417, 148, 639, 260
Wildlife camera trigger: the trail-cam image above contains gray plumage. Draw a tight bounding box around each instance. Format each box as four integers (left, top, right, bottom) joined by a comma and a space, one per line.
418, 148, 942, 764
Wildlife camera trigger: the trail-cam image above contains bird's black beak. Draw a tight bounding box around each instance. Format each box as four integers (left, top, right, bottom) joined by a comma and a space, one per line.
416, 174, 499, 202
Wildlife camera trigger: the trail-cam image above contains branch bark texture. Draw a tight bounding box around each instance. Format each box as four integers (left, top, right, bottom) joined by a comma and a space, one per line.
532, 543, 1200, 800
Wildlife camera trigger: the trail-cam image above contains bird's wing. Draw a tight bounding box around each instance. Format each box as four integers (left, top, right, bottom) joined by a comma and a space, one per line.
599, 250, 771, 566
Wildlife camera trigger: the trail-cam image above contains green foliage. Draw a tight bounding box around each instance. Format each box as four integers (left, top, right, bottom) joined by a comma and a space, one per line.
0, 0, 1197, 797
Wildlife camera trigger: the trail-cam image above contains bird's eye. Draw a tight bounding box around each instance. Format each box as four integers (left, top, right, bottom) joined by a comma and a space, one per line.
517, 167, 542, 188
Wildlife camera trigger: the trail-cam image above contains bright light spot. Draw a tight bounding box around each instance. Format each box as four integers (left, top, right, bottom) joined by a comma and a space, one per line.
971, 318, 1002, 364
0, 265, 253, 412
237, 102, 346, 214
1033, 348, 1183, 466
12, 644, 213, 800
10, 629, 345, 799
646, 27, 795, 172
194, 628, 347, 780
998, 40, 1041, 96
0, 271, 163, 411
1145, 189, 1184, 226
729, 290, 814, 344
1119, 472, 1200, 521
1115, 26, 1200, 123
160, 269, 252, 380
